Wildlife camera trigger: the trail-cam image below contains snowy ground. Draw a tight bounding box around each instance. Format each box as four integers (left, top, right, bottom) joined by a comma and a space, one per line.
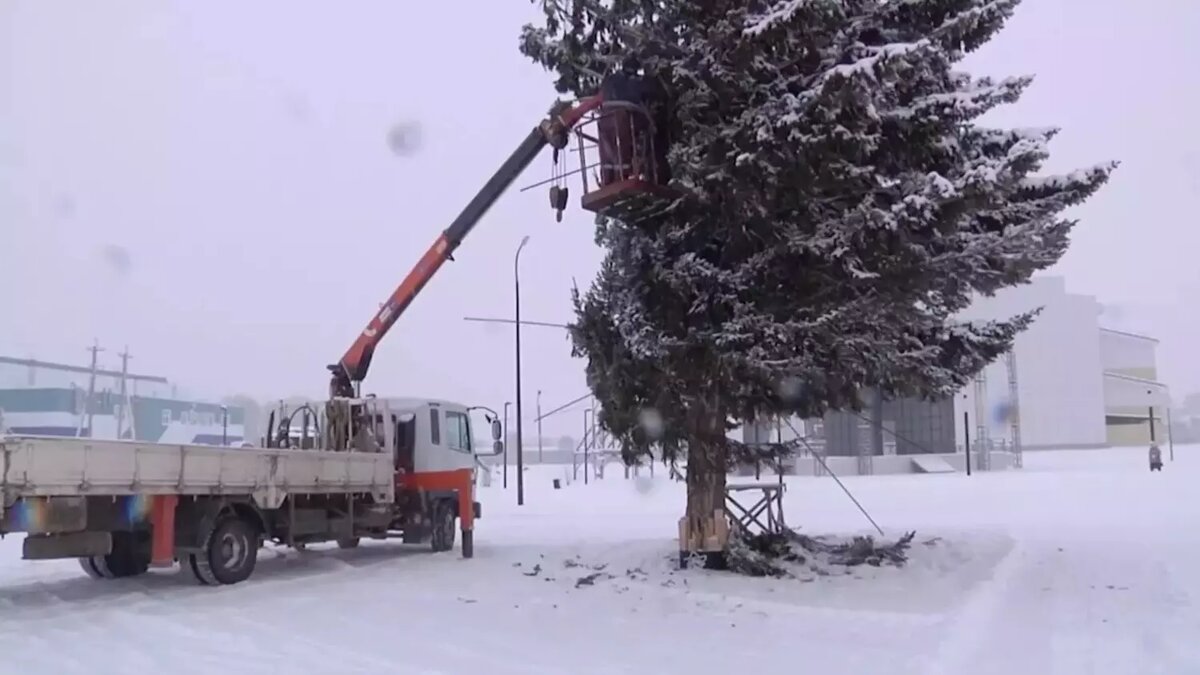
2, 446, 1198, 674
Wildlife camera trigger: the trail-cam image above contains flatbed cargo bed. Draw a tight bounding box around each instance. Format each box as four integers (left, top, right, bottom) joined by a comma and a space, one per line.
0, 434, 395, 519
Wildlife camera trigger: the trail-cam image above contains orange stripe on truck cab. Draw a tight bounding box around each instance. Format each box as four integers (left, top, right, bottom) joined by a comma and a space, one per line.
399, 469, 475, 531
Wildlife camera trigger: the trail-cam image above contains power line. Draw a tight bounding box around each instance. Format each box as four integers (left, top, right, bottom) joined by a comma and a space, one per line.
463, 316, 570, 329
535, 392, 591, 422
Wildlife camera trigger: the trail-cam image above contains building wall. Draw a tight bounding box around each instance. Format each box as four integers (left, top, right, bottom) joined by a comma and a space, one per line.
1101, 369, 1170, 446
883, 396, 956, 455
1099, 329, 1159, 380
955, 276, 1108, 449
0, 356, 244, 445
0, 387, 246, 444
737, 276, 1170, 454
822, 408, 862, 457
1102, 374, 1169, 410
1105, 417, 1168, 446
776, 390, 954, 458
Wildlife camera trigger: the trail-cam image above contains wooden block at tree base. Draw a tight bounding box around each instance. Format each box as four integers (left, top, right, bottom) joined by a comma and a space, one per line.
677, 509, 731, 554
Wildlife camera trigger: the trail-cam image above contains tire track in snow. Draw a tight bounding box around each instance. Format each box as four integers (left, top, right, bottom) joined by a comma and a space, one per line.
921, 538, 1043, 675
926, 536, 1200, 675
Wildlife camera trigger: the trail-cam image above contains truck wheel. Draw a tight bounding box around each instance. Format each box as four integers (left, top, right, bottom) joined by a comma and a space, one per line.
107, 531, 151, 578
336, 537, 360, 549
192, 516, 258, 585
187, 553, 217, 585
81, 531, 149, 579
79, 556, 108, 579
430, 500, 456, 552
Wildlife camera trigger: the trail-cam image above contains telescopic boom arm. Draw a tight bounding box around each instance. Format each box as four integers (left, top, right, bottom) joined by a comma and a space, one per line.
328, 96, 604, 397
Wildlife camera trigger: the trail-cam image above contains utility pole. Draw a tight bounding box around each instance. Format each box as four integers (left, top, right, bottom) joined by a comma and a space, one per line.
583, 408, 592, 485
963, 410, 972, 476
536, 389, 544, 463
115, 347, 132, 440
83, 340, 104, 438
1147, 390, 1156, 444
1167, 406, 1175, 461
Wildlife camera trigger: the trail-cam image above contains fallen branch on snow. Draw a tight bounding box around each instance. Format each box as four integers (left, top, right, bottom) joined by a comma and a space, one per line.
726, 528, 916, 578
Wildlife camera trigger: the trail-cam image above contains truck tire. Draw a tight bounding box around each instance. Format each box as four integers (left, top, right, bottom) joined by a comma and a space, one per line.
430, 500, 456, 552
80, 531, 150, 580
79, 556, 108, 579
187, 553, 218, 586
190, 516, 258, 585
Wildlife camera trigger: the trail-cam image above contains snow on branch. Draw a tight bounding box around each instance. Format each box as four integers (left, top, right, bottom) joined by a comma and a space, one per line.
934, 0, 1017, 38
826, 40, 931, 82
891, 75, 1031, 120
1017, 162, 1119, 192
751, 39, 931, 140
975, 126, 1058, 151
743, 0, 812, 37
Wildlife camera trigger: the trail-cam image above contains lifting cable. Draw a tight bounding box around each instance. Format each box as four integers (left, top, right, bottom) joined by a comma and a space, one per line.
780, 417, 885, 536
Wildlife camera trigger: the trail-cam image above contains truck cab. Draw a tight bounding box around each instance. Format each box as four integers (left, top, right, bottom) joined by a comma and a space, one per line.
332, 396, 501, 553
351, 396, 501, 475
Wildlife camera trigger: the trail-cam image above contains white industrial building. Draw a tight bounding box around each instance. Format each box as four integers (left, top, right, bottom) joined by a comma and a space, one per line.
955, 276, 1170, 451
0, 355, 245, 444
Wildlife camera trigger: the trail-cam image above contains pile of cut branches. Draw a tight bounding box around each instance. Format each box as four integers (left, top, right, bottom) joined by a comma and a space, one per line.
726, 528, 916, 578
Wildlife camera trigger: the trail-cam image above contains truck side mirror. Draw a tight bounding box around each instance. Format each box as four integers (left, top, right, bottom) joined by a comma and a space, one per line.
491, 418, 502, 441
493, 440, 504, 455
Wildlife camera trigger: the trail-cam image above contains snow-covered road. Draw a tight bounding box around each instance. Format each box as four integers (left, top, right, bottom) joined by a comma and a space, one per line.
2, 446, 1197, 674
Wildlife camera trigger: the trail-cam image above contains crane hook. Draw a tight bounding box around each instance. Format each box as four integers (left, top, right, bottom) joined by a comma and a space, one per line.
548, 185, 569, 222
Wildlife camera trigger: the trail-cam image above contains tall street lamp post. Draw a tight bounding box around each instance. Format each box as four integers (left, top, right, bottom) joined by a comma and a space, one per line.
503, 400, 512, 489
514, 235, 531, 506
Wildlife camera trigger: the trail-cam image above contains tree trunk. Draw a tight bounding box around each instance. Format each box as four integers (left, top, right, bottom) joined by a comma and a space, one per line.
685, 435, 727, 533
682, 392, 729, 567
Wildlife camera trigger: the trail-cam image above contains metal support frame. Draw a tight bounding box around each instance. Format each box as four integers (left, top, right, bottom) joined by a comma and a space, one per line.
973, 368, 990, 471
856, 389, 879, 476
1005, 350, 1024, 468
725, 483, 787, 537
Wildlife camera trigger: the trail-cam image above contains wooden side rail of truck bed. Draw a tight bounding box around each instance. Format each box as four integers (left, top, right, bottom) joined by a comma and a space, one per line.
0, 435, 395, 507
0, 434, 432, 586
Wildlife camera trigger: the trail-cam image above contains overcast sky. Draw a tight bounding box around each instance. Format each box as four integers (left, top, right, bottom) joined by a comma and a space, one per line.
2, 0, 1197, 435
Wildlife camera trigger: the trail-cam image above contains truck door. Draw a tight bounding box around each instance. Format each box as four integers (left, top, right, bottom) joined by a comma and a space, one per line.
394, 413, 416, 473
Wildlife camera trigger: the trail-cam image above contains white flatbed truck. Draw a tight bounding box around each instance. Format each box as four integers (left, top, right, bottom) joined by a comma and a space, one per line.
0, 92, 640, 587
1, 396, 502, 585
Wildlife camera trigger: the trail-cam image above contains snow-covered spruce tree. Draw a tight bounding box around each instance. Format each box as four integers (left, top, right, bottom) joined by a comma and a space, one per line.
520, 0, 1115, 547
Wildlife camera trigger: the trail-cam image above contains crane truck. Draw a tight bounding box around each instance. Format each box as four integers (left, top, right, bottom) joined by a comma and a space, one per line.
1, 89, 674, 586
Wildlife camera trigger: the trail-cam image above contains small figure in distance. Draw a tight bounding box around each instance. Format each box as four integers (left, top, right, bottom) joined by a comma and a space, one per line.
1148, 444, 1163, 472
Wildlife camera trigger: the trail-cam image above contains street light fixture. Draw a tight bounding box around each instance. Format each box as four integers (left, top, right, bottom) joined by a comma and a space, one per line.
515, 235, 531, 506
